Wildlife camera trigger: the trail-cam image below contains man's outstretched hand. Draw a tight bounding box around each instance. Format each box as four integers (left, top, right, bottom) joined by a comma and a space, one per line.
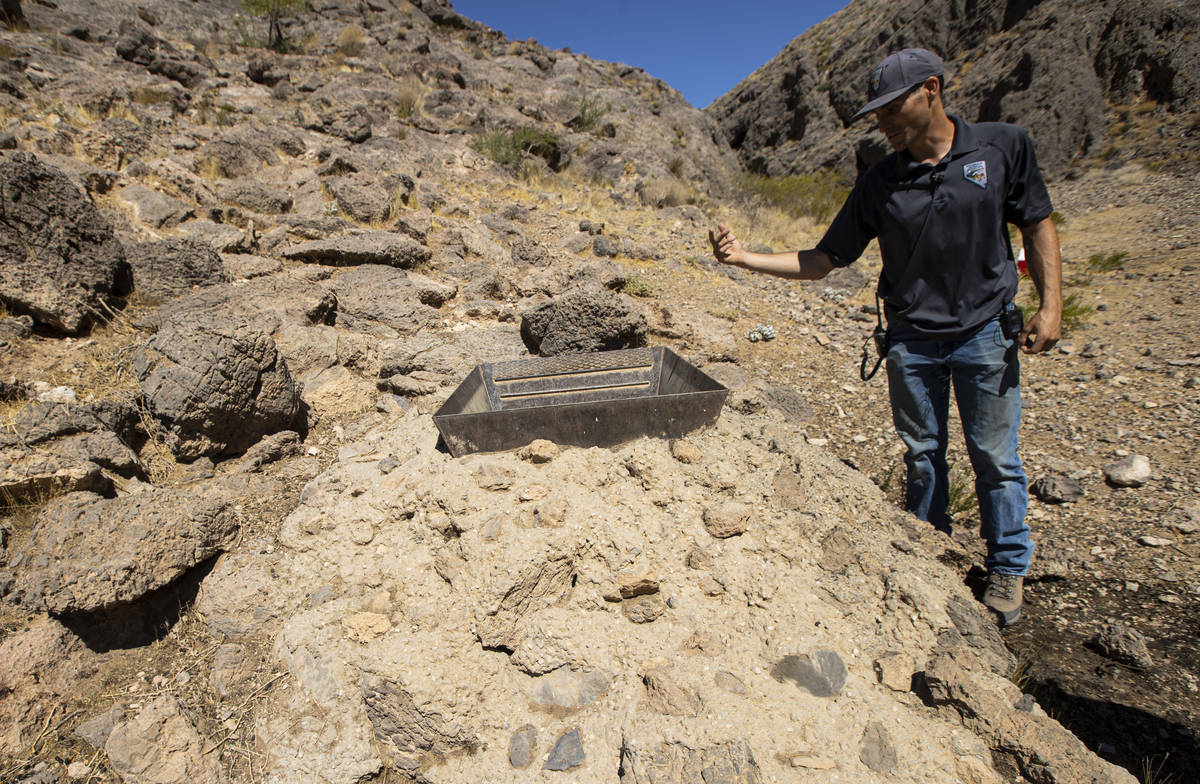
708, 223, 744, 266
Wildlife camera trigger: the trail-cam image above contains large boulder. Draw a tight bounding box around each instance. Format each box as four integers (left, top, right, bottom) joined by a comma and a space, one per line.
217, 177, 294, 214
11, 475, 275, 615
135, 317, 304, 461
114, 21, 208, 88
520, 285, 648, 356
0, 427, 143, 504
329, 264, 452, 333
125, 237, 230, 303
281, 231, 432, 268
0, 152, 130, 333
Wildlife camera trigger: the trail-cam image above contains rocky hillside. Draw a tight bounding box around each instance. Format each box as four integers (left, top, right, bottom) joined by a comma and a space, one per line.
0, 1, 1184, 783
707, 0, 1200, 178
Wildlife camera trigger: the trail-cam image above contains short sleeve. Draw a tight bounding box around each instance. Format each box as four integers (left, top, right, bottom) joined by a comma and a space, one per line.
817, 171, 878, 268
1003, 128, 1053, 227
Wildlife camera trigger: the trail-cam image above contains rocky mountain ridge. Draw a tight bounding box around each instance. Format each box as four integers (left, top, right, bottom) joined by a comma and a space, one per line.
707, 0, 1200, 178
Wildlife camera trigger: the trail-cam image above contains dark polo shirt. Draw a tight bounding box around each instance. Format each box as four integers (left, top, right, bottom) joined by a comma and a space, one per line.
817, 115, 1053, 340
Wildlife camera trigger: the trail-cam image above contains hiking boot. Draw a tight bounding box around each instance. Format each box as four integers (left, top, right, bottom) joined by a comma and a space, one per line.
982, 572, 1023, 627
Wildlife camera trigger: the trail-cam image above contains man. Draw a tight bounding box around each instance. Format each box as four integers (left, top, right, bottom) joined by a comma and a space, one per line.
709, 48, 1062, 627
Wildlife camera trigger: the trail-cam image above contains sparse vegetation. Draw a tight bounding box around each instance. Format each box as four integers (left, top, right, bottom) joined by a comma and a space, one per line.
947, 462, 978, 517
395, 75, 423, 121
738, 170, 850, 224
619, 276, 654, 298
1139, 755, 1180, 784
1020, 291, 1094, 332
1088, 251, 1127, 272
132, 87, 175, 107
637, 178, 694, 208
572, 95, 611, 134
240, 0, 307, 52
708, 307, 740, 322
336, 25, 367, 58
470, 126, 563, 175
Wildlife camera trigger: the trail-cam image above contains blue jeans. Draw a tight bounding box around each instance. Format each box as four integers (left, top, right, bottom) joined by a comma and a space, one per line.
886, 317, 1033, 575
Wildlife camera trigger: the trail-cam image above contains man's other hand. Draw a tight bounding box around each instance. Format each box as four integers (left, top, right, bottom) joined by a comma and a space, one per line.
1018, 306, 1061, 354
708, 223, 745, 266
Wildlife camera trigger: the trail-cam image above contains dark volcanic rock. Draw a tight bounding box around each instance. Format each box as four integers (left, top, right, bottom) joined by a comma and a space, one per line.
329, 264, 448, 333
1031, 475, 1085, 504
1090, 623, 1154, 669
772, 649, 847, 697
126, 238, 229, 303
0, 152, 130, 333
217, 178, 294, 214
135, 317, 303, 461
114, 21, 208, 88
12, 476, 273, 614
282, 232, 432, 268
520, 286, 648, 356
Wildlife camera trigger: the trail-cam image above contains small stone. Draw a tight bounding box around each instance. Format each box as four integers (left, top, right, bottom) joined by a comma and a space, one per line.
544, 728, 585, 771
508, 724, 537, 769
1030, 475, 1085, 503
519, 439, 559, 463
670, 439, 703, 464
73, 706, 122, 749
1091, 623, 1153, 669
642, 667, 700, 717
377, 454, 400, 474
623, 595, 665, 623
518, 484, 550, 502
1104, 455, 1151, 487
715, 670, 748, 695
790, 754, 836, 769
592, 235, 618, 258
618, 573, 659, 599
341, 612, 390, 643
1171, 521, 1200, 534
67, 761, 91, 780
1138, 535, 1174, 548
375, 394, 410, 415
873, 654, 913, 693
859, 722, 897, 774
771, 649, 847, 697
703, 502, 750, 538
528, 669, 610, 710
685, 547, 712, 570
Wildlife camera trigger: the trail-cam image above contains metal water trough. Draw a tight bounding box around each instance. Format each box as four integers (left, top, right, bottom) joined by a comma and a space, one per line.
433, 347, 728, 457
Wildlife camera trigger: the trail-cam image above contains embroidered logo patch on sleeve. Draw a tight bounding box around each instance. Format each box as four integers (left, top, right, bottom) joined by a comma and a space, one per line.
964, 160, 988, 189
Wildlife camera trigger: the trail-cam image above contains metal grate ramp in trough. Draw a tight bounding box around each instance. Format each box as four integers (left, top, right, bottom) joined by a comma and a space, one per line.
433, 347, 728, 456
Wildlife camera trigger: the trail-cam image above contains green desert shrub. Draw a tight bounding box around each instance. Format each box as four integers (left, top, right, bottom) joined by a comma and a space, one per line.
739, 170, 850, 223
471, 126, 563, 174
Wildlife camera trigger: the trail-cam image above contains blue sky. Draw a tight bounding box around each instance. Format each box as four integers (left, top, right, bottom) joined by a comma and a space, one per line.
451, 1, 851, 108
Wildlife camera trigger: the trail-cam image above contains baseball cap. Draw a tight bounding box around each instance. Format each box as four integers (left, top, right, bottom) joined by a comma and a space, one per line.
851, 48, 944, 121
